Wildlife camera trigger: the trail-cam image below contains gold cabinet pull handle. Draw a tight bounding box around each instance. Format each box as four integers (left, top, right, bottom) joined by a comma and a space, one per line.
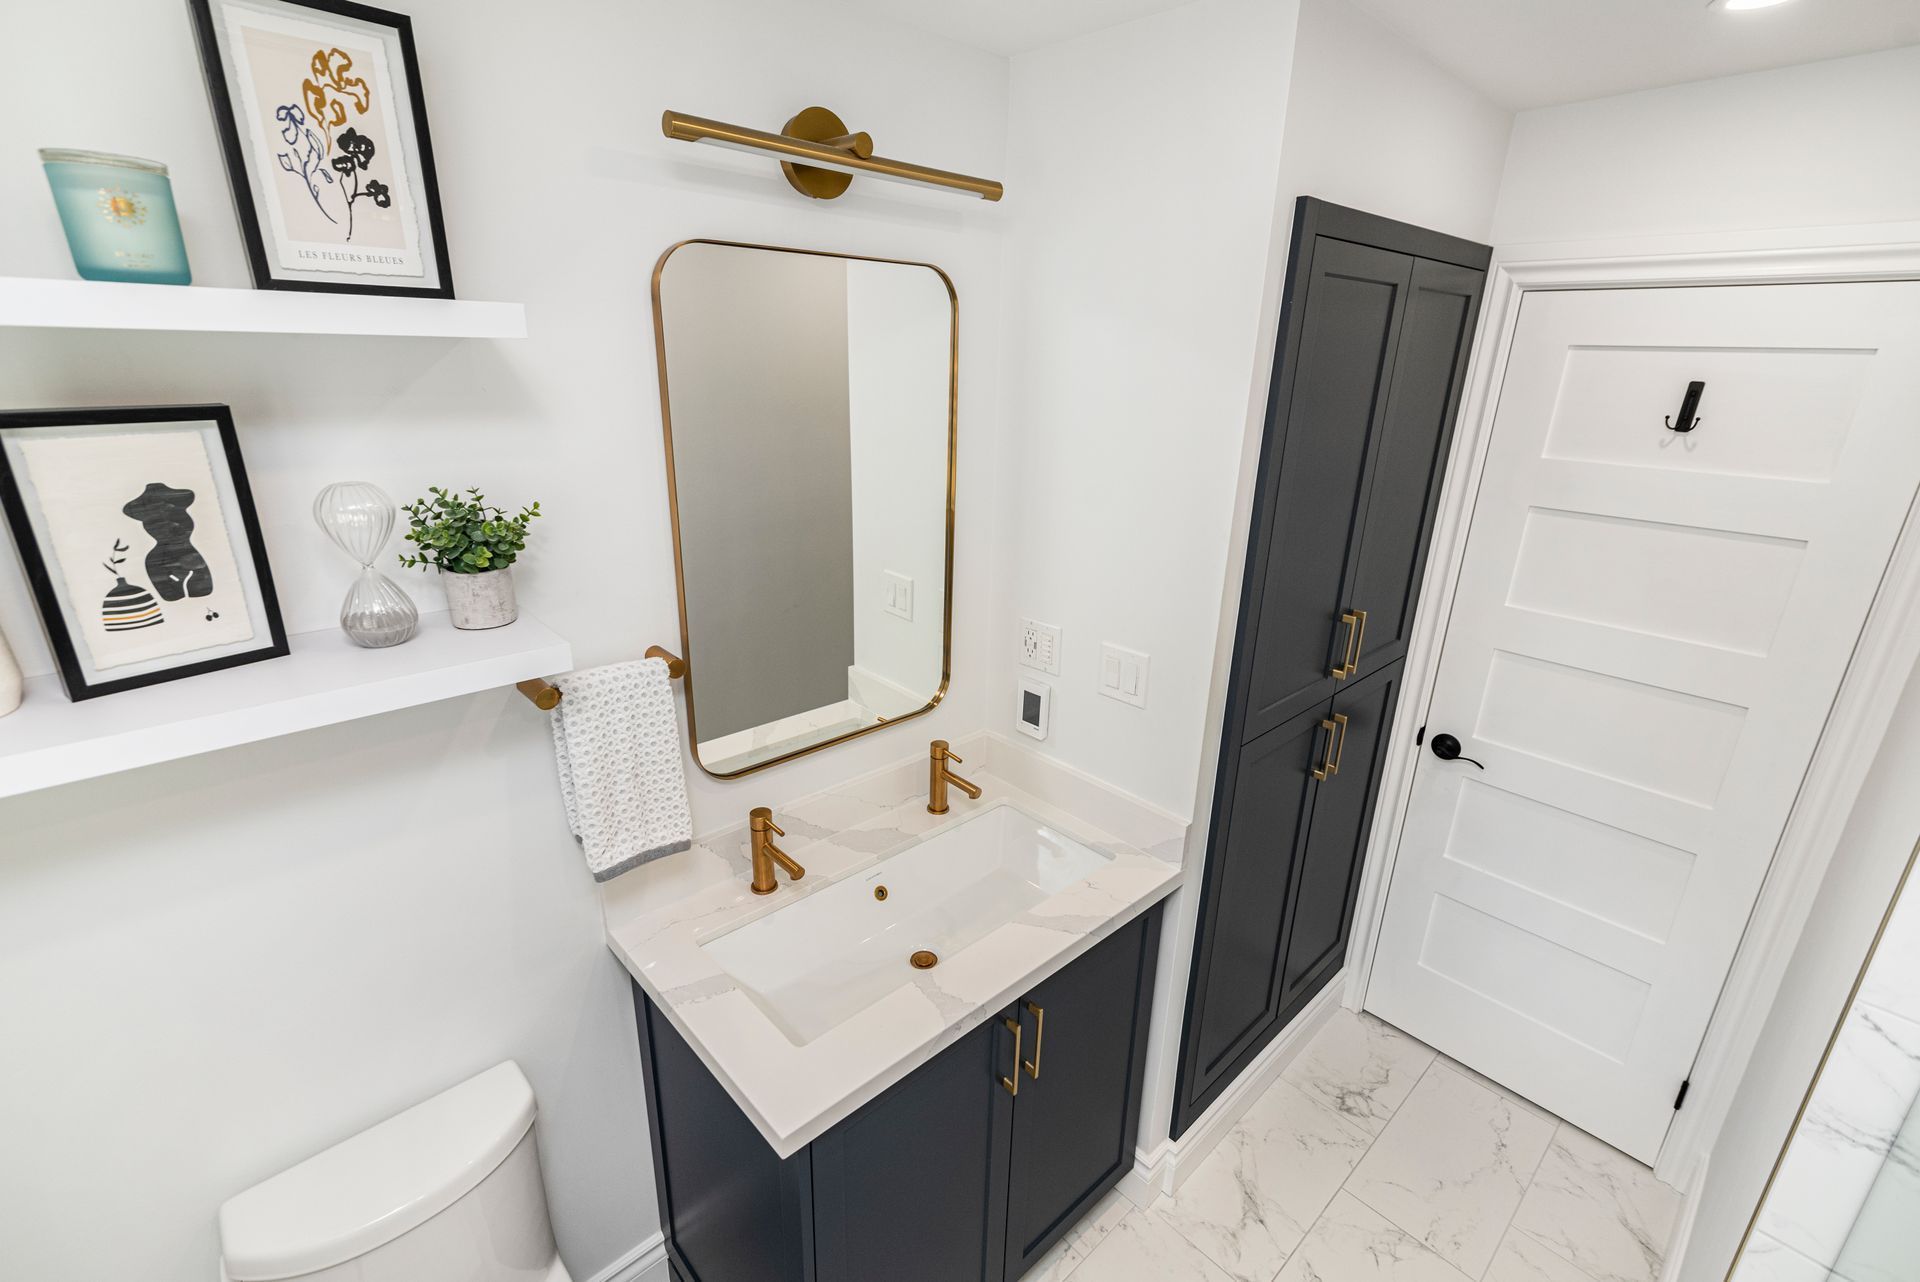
1331, 610, 1363, 679
1312, 718, 1340, 781
1000, 1015, 1022, 1096
1347, 609, 1368, 676
1329, 712, 1350, 776
1022, 1002, 1046, 1080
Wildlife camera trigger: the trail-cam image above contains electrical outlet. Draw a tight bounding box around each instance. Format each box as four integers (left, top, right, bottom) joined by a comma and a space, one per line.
1019, 618, 1061, 674
1098, 642, 1149, 708
883, 570, 913, 621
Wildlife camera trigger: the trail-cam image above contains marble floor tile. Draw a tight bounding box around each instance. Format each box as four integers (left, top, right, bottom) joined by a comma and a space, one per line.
1280, 1007, 1437, 1134
1152, 1077, 1376, 1281
1070, 1207, 1239, 1282
1510, 1125, 1684, 1282
1025, 1187, 1136, 1282
1435, 1053, 1561, 1128
1486, 1228, 1601, 1282
1275, 1191, 1475, 1282
1344, 1060, 1557, 1276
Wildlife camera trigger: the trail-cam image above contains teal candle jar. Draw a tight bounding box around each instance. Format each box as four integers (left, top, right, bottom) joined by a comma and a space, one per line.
39, 149, 192, 285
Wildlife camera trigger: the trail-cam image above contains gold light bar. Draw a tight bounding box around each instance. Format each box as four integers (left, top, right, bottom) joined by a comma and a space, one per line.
662, 108, 1004, 203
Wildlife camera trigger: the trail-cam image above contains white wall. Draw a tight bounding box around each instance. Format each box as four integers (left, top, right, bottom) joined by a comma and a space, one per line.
1273, 0, 1511, 245
992, 0, 1302, 818
1493, 44, 1920, 245
846, 259, 952, 711
0, 2, 1007, 1277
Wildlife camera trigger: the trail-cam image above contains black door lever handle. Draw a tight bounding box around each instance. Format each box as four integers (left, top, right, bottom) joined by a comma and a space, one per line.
1430, 733, 1485, 769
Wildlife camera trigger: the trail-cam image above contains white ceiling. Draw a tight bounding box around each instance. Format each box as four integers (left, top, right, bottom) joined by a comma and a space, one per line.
843, 0, 1199, 57
1319, 0, 1919, 110
854, 0, 1919, 109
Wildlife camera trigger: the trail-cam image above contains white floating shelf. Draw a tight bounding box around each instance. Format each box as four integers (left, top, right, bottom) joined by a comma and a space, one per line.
0, 275, 526, 339
0, 610, 570, 799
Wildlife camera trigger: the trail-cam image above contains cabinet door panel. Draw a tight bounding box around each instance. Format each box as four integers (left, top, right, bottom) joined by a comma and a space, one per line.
1347, 260, 1482, 680
1181, 704, 1327, 1114
1242, 238, 1412, 741
812, 1015, 1013, 1282
1281, 662, 1404, 1010
635, 990, 812, 1282
1003, 913, 1158, 1278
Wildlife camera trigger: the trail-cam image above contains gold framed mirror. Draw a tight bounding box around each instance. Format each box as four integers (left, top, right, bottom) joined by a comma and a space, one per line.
651, 239, 957, 778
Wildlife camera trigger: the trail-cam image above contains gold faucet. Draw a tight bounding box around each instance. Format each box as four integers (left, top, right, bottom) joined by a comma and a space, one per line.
749, 807, 805, 895
928, 740, 982, 815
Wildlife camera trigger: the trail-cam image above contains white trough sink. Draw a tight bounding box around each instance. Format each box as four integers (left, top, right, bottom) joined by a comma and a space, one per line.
700, 801, 1112, 1045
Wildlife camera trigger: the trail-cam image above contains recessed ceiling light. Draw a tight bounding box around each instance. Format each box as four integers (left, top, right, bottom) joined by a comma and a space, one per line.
1712, 0, 1794, 11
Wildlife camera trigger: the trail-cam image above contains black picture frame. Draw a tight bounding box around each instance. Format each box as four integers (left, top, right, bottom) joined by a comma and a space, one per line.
186, 0, 456, 299
0, 405, 289, 702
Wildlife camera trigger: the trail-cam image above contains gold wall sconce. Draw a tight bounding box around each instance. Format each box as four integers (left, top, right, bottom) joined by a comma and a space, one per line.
661, 106, 1004, 203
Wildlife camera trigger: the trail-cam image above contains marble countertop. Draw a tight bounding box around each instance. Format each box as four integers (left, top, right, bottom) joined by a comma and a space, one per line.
599, 733, 1187, 1157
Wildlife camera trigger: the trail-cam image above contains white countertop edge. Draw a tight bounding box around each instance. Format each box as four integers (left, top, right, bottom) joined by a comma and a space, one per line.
601, 764, 1186, 1158
621, 866, 1181, 1157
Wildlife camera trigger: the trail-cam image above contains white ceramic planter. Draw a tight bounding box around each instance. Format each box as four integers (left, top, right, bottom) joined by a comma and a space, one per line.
440, 567, 518, 630
0, 625, 21, 718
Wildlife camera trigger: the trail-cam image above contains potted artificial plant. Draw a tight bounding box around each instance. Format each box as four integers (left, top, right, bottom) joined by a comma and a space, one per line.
399, 486, 541, 630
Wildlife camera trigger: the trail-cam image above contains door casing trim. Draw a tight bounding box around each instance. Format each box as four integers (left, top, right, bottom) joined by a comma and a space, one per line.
1342, 226, 1920, 1192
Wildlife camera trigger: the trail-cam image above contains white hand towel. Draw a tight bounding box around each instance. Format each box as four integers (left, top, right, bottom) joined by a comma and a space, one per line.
549, 657, 693, 881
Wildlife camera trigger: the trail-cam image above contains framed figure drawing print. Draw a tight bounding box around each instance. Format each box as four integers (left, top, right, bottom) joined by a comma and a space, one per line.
0, 406, 288, 701
188, 0, 455, 297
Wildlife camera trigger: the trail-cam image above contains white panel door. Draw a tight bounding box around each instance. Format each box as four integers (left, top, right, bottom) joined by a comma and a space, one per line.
1366, 281, 1920, 1162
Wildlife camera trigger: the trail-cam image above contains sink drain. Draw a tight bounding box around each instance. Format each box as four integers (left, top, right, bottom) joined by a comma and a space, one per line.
910, 949, 938, 970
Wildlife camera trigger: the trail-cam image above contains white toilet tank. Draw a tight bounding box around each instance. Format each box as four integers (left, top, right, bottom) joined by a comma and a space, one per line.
218, 1062, 571, 1282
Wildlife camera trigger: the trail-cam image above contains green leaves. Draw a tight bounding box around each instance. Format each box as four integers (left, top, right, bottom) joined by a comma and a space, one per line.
398, 486, 541, 574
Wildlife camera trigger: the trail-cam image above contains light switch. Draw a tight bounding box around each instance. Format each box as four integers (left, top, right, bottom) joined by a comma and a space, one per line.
1098, 642, 1149, 708
883, 570, 913, 621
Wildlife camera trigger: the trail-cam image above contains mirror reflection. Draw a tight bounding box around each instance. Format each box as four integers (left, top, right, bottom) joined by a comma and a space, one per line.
1729, 846, 1920, 1282
655, 241, 955, 777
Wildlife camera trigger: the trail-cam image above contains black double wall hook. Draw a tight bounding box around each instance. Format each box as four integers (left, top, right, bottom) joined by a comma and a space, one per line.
1665, 380, 1705, 433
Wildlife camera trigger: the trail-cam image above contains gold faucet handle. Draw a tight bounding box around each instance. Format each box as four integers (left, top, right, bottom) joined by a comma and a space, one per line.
767, 817, 785, 837
944, 748, 963, 766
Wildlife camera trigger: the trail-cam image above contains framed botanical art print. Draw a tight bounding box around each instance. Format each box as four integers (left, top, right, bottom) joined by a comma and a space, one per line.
0, 406, 288, 701
187, 0, 455, 297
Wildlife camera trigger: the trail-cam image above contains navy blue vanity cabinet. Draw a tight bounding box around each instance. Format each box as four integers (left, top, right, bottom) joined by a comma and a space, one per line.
636, 906, 1161, 1282
1001, 910, 1161, 1278
812, 1015, 1014, 1281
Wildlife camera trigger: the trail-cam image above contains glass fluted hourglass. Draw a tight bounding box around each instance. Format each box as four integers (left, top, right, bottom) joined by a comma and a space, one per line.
313, 481, 419, 648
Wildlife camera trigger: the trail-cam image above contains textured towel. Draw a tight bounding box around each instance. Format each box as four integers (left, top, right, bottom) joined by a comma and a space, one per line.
550, 657, 693, 881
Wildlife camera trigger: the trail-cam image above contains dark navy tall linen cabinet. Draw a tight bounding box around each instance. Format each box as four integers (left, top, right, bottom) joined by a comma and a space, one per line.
1172, 197, 1490, 1138
637, 906, 1161, 1282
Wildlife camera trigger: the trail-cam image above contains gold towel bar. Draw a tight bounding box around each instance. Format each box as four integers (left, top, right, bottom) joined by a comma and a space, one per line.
516, 646, 686, 710
645, 645, 689, 679
662, 106, 1004, 203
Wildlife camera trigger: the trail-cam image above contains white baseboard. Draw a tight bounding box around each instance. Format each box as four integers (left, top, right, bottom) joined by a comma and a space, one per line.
584, 1231, 669, 1282
1659, 1153, 1707, 1282
1125, 973, 1347, 1201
